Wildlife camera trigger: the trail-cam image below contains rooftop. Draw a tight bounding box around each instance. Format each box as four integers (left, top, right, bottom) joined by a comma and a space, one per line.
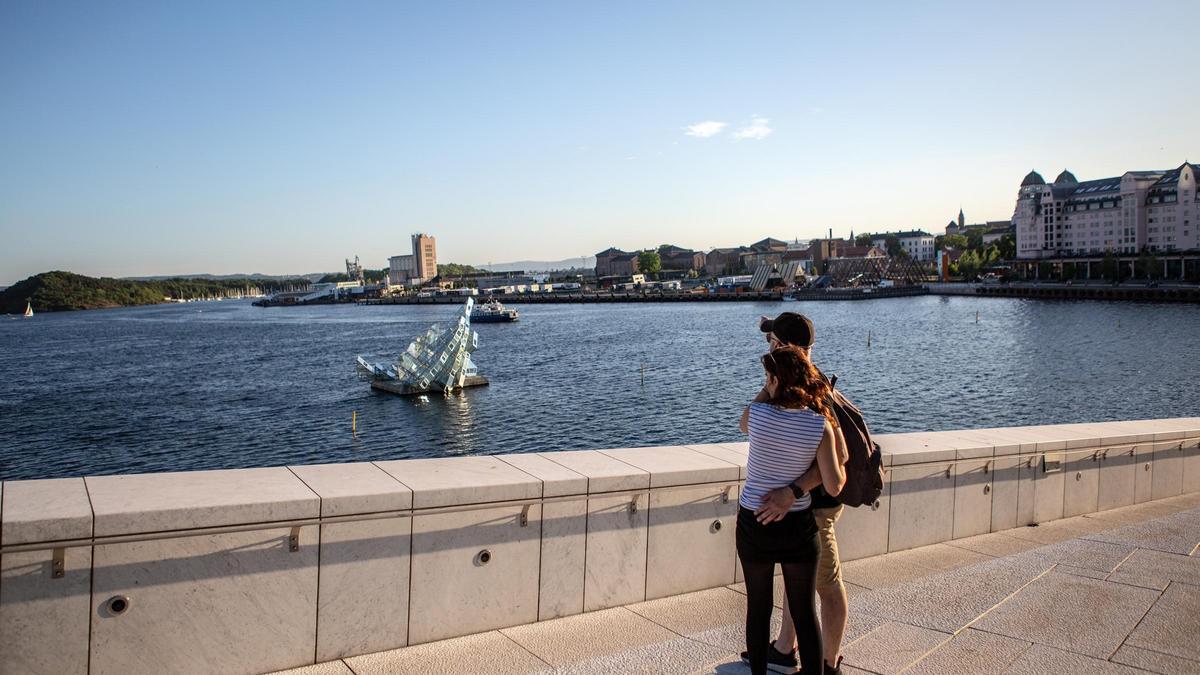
873, 230, 933, 239
276, 491, 1200, 674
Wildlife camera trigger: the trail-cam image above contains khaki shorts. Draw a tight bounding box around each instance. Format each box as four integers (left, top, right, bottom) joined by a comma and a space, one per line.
812, 505, 844, 593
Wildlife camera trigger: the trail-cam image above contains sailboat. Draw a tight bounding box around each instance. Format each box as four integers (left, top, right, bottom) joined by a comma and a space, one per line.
24, 301, 33, 318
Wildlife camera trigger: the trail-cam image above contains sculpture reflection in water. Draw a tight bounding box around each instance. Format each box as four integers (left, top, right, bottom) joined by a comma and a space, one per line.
356, 298, 488, 396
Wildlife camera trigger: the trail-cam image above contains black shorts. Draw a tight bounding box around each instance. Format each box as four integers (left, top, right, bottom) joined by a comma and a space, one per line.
736, 506, 820, 564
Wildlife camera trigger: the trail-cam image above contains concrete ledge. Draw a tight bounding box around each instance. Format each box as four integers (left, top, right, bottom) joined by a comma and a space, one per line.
1, 418, 1199, 674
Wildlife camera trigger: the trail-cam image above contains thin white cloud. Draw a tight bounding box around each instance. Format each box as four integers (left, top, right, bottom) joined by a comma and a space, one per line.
732, 117, 773, 140
684, 121, 727, 138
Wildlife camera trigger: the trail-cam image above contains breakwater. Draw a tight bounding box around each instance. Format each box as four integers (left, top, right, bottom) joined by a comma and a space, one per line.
2, 418, 1198, 674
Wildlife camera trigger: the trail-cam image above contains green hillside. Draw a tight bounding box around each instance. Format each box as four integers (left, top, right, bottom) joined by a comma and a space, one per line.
0, 271, 310, 313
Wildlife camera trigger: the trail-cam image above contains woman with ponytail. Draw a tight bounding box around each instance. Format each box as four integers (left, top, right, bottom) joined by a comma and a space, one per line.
737, 345, 847, 675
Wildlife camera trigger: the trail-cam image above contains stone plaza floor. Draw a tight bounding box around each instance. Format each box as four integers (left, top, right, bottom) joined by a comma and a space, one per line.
276, 492, 1200, 674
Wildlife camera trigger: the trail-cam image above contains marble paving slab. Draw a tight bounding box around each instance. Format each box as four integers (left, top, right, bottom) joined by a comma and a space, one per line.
1106, 548, 1200, 591
1110, 644, 1200, 674
343, 630, 549, 675
500, 607, 676, 666
1082, 508, 1200, 555
944, 531, 1043, 558
553, 635, 729, 675
1001, 643, 1143, 674
1019, 537, 1135, 573
970, 572, 1161, 659
850, 553, 1054, 634
904, 627, 1031, 675
1122, 582, 1200, 663
840, 621, 952, 674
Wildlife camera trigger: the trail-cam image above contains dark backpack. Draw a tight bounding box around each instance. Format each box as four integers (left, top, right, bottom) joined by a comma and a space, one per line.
825, 374, 884, 508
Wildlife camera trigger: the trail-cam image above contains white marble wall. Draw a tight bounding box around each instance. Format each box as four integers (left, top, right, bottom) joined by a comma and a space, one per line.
408, 503, 542, 644
1, 418, 1199, 674
0, 478, 93, 675
89, 526, 319, 675
1097, 446, 1137, 511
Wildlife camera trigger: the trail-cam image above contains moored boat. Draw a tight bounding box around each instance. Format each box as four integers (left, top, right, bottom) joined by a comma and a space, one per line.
471, 298, 519, 322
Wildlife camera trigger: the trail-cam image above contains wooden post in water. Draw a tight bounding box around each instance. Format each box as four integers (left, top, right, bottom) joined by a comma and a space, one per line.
640, 363, 645, 386
976, 310, 979, 324
352, 411, 357, 437
867, 331, 872, 348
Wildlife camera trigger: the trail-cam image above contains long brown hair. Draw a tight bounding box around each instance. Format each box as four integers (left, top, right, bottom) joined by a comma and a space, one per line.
761, 345, 832, 418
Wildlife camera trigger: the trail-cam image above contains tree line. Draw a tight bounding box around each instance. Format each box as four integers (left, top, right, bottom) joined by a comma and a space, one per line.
1, 271, 313, 313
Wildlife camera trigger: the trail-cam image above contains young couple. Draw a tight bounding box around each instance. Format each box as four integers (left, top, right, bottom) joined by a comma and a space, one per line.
737, 312, 850, 675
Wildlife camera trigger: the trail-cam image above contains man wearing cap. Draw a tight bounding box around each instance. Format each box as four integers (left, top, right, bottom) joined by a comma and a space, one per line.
740, 312, 849, 675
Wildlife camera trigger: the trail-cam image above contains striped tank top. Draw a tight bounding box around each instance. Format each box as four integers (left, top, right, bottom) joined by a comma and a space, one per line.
740, 402, 826, 512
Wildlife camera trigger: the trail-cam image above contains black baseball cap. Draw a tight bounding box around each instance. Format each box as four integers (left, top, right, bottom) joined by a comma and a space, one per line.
760, 312, 814, 348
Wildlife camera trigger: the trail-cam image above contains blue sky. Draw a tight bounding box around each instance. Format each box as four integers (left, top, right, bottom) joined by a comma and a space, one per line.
2, 1, 1197, 283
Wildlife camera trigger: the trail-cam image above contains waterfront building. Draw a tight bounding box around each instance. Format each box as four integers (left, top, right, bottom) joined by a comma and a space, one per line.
782, 247, 813, 276
658, 245, 706, 272
739, 237, 788, 271
388, 254, 416, 286
388, 233, 439, 286
834, 245, 886, 260
594, 248, 641, 277
870, 230, 936, 261
1013, 162, 1199, 259
704, 247, 749, 276
981, 222, 1014, 245
412, 233, 437, 281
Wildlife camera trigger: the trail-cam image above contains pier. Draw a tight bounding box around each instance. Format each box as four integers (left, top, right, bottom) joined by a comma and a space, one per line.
2, 419, 1198, 673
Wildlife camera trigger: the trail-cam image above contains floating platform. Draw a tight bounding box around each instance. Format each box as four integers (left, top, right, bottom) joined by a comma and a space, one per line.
370, 375, 489, 396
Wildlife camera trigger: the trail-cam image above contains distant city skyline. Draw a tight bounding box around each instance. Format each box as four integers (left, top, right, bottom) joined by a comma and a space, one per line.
2, 1, 1198, 285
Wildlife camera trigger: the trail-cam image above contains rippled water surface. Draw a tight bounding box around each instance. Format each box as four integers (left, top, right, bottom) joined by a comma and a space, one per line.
2, 297, 1199, 480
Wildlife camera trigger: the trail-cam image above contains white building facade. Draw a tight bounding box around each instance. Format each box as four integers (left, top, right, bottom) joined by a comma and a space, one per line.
871, 231, 936, 261
1014, 163, 1199, 259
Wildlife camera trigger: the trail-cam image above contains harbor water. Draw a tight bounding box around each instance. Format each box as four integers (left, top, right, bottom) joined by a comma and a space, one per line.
2, 297, 1199, 480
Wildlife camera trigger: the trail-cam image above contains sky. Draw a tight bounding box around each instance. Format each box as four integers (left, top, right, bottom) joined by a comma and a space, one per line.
2, 1, 1198, 284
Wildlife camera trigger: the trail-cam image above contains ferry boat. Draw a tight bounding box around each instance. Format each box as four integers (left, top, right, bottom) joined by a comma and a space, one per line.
471, 298, 519, 323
